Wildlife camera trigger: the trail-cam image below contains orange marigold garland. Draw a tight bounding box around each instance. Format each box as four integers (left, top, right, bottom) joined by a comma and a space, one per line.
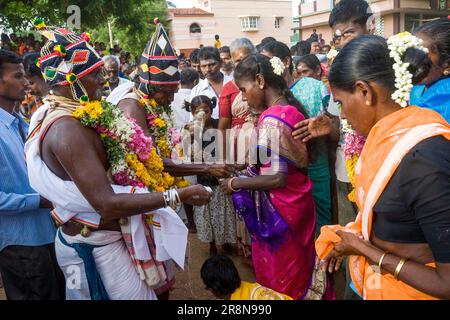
136, 89, 189, 188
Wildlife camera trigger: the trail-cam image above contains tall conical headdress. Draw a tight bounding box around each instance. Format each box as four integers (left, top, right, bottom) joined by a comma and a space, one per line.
138, 18, 179, 95
33, 18, 104, 102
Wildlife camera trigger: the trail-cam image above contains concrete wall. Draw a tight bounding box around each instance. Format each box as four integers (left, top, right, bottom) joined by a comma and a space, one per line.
295, 0, 445, 41
383, 13, 395, 37
171, 0, 293, 51
400, 0, 432, 9
169, 15, 216, 54
298, 26, 333, 43
210, 0, 293, 45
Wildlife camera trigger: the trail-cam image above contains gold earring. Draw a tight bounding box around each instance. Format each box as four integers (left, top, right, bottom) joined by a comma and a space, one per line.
444, 70, 450, 76
366, 101, 370, 106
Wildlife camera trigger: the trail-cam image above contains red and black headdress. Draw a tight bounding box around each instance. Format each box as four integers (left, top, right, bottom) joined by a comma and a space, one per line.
33, 18, 104, 103
138, 18, 180, 95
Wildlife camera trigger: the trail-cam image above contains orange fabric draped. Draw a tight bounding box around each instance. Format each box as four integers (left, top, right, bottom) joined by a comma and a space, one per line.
316, 106, 450, 300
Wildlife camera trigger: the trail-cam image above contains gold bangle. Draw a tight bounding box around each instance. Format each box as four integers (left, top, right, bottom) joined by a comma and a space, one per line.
394, 258, 408, 280
377, 252, 388, 272
228, 177, 241, 192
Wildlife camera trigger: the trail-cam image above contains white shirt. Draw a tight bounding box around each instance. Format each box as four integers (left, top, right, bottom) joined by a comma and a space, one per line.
171, 88, 192, 130
188, 72, 233, 119
327, 97, 350, 183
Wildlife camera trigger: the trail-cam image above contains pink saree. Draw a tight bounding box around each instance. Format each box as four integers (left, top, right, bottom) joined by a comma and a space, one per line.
252, 105, 317, 299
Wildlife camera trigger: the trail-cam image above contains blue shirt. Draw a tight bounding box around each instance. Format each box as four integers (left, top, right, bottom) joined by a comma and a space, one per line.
410, 76, 450, 123
0, 107, 55, 251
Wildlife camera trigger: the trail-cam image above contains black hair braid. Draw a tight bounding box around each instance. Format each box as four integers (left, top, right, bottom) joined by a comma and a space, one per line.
281, 87, 317, 163
185, 95, 216, 113
235, 53, 318, 164
329, 35, 432, 93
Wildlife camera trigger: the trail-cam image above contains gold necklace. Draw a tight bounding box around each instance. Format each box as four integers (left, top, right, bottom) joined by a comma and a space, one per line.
269, 95, 284, 106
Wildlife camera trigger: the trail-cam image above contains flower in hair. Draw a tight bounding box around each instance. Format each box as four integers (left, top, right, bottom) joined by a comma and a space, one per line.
387, 32, 428, 107
270, 56, 285, 76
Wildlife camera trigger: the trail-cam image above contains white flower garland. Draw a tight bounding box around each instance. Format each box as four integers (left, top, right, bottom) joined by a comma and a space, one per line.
270, 56, 285, 76
387, 32, 428, 108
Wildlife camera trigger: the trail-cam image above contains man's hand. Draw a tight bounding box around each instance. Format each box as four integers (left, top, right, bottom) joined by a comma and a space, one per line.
179, 185, 213, 206
39, 197, 53, 209
207, 164, 236, 178
292, 114, 333, 142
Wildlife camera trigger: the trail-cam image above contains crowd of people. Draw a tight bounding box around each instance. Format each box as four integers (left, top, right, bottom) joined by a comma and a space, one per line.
0, 32, 136, 122
0, 0, 449, 301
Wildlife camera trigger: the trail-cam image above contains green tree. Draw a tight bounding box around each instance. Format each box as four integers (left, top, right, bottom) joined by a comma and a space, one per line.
0, 0, 169, 57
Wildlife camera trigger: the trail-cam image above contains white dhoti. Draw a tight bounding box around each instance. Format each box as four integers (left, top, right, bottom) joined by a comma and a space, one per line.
25, 101, 188, 300
56, 229, 157, 300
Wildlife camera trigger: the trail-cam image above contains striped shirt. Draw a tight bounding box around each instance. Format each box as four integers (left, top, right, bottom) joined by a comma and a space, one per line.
0, 106, 55, 251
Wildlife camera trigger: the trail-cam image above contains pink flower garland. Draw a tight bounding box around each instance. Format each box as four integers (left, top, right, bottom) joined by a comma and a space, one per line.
343, 132, 366, 160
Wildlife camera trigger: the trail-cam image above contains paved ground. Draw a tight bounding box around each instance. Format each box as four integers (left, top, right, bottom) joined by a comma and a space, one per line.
0, 233, 344, 300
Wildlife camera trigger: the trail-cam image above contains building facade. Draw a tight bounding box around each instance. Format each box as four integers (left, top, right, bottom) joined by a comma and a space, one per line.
292, 0, 449, 45
168, 8, 215, 56
169, 0, 293, 54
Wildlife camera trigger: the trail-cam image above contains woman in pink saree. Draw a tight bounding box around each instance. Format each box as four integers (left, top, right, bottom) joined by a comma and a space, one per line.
221, 54, 333, 299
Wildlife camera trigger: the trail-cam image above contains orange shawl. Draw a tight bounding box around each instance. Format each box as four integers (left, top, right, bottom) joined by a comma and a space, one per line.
316, 106, 450, 300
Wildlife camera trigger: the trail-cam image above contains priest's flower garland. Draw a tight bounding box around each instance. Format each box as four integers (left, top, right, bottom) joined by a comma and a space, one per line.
137, 92, 190, 188
73, 100, 174, 191
341, 120, 366, 202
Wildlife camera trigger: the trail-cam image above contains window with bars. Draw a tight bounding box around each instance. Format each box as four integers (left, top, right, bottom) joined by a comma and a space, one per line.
240, 17, 259, 31
275, 18, 281, 29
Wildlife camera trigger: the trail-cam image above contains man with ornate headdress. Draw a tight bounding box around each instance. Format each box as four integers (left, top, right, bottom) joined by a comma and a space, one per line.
108, 19, 234, 180
107, 21, 237, 295
25, 19, 212, 300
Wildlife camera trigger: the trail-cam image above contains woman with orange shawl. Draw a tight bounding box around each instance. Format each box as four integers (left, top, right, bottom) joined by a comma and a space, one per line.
316, 34, 450, 300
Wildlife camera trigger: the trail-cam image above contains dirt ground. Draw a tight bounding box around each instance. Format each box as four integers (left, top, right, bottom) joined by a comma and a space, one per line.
0, 233, 256, 301
0, 233, 345, 300
171, 233, 256, 300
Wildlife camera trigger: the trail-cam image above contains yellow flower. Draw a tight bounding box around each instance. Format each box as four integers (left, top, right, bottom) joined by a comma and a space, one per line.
154, 118, 166, 128
84, 101, 104, 120
163, 172, 175, 187
345, 154, 359, 203
72, 107, 86, 119
155, 186, 165, 193
175, 177, 190, 188
157, 138, 170, 158
126, 154, 152, 186
397, 31, 411, 39
149, 99, 158, 107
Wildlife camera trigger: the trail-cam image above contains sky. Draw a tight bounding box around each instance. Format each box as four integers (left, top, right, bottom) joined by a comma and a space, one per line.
170, 0, 193, 8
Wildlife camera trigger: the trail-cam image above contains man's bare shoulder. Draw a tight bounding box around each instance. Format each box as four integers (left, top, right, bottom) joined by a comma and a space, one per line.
45, 116, 100, 147
117, 97, 142, 112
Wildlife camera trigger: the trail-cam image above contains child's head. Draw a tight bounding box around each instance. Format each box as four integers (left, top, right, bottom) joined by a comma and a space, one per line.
184, 95, 216, 120
201, 255, 241, 300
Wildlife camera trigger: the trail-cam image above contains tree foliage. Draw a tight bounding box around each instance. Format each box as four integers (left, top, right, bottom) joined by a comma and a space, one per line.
0, 0, 169, 57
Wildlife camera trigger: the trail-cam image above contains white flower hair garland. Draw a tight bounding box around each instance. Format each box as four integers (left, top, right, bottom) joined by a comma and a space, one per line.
270, 56, 285, 76
387, 32, 429, 108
